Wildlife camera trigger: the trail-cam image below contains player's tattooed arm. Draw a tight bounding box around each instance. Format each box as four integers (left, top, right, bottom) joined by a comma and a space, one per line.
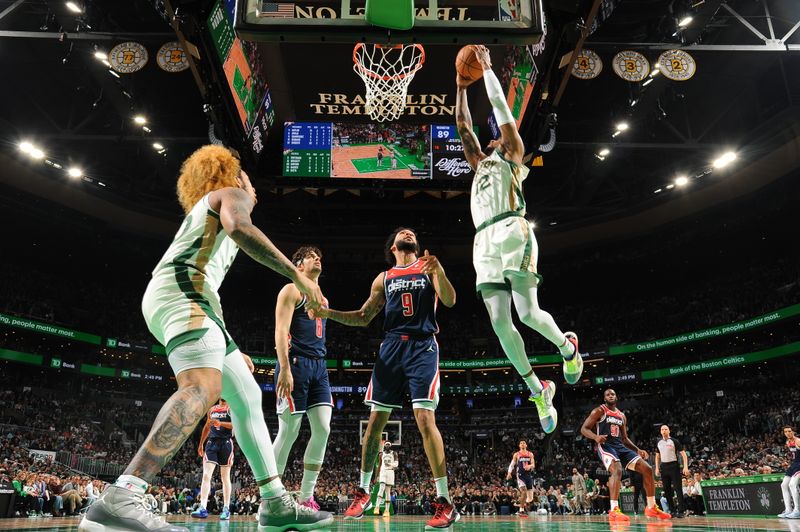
315, 272, 386, 326
218, 188, 323, 308
455, 81, 485, 170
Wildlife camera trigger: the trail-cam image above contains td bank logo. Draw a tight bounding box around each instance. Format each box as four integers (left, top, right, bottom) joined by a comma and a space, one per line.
757, 487, 770, 509
121, 370, 131, 378
595, 377, 605, 384
106, 338, 118, 348
50, 358, 61, 368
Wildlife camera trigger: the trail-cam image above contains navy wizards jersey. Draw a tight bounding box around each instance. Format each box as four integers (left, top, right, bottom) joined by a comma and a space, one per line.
209, 404, 232, 439
517, 450, 533, 477
789, 439, 800, 466
383, 260, 438, 335
289, 295, 327, 358
596, 404, 625, 445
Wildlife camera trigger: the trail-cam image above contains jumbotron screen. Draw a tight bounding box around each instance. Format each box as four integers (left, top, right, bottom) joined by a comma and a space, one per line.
282, 122, 476, 180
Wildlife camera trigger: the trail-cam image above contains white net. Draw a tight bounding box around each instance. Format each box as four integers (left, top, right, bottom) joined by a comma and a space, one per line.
353, 43, 425, 123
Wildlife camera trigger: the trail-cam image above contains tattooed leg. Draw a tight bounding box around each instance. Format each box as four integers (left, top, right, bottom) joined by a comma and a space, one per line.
123, 367, 221, 482
361, 410, 390, 474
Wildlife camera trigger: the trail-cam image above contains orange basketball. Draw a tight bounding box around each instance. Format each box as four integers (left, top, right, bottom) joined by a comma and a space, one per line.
456, 45, 484, 82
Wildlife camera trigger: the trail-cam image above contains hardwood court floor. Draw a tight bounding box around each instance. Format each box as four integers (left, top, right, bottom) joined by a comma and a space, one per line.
1, 514, 798, 531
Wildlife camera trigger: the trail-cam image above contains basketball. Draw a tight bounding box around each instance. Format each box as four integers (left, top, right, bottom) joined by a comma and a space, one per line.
456, 45, 484, 82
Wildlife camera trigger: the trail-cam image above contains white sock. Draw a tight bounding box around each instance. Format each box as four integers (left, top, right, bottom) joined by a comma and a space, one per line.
647, 495, 656, 508
360, 471, 373, 490
610, 500, 618, 511
523, 372, 544, 395
435, 476, 451, 502
115, 475, 147, 495
300, 469, 320, 501
558, 336, 575, 358
259, 477, 284, 499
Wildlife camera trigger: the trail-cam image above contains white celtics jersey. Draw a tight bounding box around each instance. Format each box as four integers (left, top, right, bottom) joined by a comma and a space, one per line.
381, 451, 397, 471
142, 193, 239, 353
470, 150, 530, 230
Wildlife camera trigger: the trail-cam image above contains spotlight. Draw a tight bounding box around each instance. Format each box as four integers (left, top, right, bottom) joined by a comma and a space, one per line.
529, 221, 536, 229
675, 176, 689, 187
713, 151, 737, 169
142, 126, 152, 133
666, 184, 675, 190
643, 78, 654, 87
678, 15, 693, 27
615, 122, 629, 132
101, 59, 111, 67
152, 142, 164, 150
67, 167, 82, 178
65, 2, 82, 13
30, 148, 45, 159
94, 51, 106, 60
109, 70, 120, 78
19, 141, 33, 153
654, 188, 663, 194
134, 116, 147, 125
598, 148, 610, 157
650, 66, 660, 77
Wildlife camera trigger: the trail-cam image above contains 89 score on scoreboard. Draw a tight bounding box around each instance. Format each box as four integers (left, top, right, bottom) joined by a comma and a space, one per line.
432, 125, 475, 179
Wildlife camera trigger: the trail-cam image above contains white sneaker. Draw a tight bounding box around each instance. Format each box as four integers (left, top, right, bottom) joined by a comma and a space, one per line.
788, 510, 800, 519
79, 485, 188, 532
779, 510, 791, 518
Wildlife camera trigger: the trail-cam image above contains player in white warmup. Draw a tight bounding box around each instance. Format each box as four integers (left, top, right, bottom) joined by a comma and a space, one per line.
455, 45, 584, 434
374, 441, 399, 515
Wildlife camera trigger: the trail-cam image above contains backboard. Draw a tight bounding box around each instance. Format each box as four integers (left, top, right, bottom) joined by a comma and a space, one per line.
235, 0, 545, 44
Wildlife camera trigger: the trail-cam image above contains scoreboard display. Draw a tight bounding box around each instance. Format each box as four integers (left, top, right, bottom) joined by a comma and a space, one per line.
282, 122, 476, 180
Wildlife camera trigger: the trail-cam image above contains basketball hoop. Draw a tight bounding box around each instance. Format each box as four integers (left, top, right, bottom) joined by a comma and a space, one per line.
353, 43, 425, 123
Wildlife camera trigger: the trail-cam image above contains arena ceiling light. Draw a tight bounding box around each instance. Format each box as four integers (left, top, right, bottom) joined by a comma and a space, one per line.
649, 66, 660, 77
108, 70, 120, 78
67, 167, 82, 179
675, 176, 689, 187
152, 142, 165, 150
19, 141, 33, 153
94, 51, 107, 60
134, 116, 148, 125
643, 78, 654, 87
713, 151, 737, 168
65, 2, 82, 13
598, 148, 610, 157
30, 147, 45, 159
615, 122, 629, 132
678, 15, 693, 27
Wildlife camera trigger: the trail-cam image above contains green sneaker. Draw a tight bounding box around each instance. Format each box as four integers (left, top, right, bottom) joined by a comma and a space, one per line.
562, 332, 584, 385
529, 380, 557, 433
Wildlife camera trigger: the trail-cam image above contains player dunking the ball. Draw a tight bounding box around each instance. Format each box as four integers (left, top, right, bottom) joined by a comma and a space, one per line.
310, 227, 460, 529
79, 145, 332, 532
455, 45, 583, 434
506, 440, 535, 517
580, 389, 671, 522
192, 399, 234, 520
272, 246, 333, 512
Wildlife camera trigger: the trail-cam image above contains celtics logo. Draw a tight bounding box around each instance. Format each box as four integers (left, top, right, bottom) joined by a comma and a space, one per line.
157, 42, 189, 73
572, 49, 602, 80
612, 51, 650, 82
757, 487, 771, 509
109, 42, 148, 74
658, 50, 697, 81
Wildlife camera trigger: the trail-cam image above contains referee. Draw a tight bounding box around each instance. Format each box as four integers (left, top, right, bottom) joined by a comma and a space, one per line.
655, 424, 689, 518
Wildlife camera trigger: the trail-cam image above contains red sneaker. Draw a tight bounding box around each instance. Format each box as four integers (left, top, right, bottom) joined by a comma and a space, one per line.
608, 507, 631, 522
344, 488, 372, 520
645, 505, 672, 519
425, 497, 460, 529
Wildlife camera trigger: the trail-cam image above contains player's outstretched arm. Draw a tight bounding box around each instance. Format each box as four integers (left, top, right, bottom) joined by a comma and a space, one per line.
313, 272, 386, 327
274, 284, 299, 399
580, 407, 606, 443
216, 187, 323, 309
456, 75, 485, 171
472, 45, 525, 165
621, 415, 648, 459
420, 249, 456, 307
506, 452, 518, 479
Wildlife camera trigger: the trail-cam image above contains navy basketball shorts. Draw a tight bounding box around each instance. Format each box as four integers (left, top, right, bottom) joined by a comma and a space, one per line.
276, 356, 333, 415
517, 473, 534, 490
364, 333, 440, 412
787, 463, 800, 477
597, 442, 641, 471
204, 438, 234, 466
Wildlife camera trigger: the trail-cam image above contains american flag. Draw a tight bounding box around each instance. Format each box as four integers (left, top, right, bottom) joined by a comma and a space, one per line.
259, 2, 295, 18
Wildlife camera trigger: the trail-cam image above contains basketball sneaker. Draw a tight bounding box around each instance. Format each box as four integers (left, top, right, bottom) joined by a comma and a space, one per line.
190, 507, 208, 519
562, 332, 584, 384
779, 510, 792, 518
78, 485, 188, 532
344, 488, 372, 520
219, 507, 230, 520
645, 505, 672, 519
529, 380, 558, 433
300, 496, 320, 512
373, 504, 381, 515
257, 491, 333, 531
608, 507, 630, 523
425, 497, 460, 529
787, 510, 800, 519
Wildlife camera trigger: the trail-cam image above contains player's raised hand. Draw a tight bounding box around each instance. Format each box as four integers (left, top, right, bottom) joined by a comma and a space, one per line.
472, 45, 492, 70
420, 249, 443, 275
241, 352, 255, 373
276, 368, 294, 400
456, 73, 475, 89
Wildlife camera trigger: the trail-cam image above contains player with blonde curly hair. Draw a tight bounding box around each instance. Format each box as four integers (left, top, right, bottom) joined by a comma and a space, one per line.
80, 145, 332, 532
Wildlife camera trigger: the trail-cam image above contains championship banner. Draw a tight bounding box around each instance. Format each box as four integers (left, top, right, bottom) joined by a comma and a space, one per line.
609, 303, 800, 355
0, 312, 102, 344
571, 49, 602, 80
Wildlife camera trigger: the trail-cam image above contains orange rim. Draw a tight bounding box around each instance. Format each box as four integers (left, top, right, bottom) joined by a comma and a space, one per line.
353, 43, 425, 81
